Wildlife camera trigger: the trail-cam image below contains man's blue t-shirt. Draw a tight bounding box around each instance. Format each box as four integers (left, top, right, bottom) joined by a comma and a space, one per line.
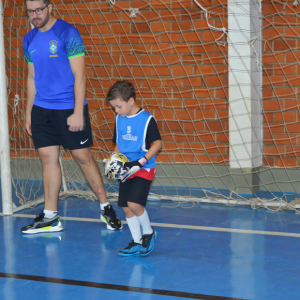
23, 19, 87, 110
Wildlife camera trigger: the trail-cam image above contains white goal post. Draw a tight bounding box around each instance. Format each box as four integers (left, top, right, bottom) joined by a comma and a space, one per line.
0, 0, 13, 215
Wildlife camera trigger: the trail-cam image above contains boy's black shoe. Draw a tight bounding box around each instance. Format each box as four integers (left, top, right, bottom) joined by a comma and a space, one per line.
140, 229, 157, 256
118, 240, 142, 256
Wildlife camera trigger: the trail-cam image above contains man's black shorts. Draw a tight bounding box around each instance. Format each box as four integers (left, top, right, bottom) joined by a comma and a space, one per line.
31, 104, 93, 150
118, 176, 152, 207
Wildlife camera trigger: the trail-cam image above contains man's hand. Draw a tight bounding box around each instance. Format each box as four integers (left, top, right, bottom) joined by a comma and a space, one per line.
25, 114, 32, 136
67, 112, 85, 132
121, 156, 148, 182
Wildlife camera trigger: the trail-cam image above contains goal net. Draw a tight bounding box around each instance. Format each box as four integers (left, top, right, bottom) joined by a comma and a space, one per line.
2, 0, 300, 212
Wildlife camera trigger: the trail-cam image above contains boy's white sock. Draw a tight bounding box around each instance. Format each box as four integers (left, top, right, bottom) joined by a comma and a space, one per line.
126, 216, 142, 244
137, 209, 153, 235
43, 210, 58, 219
100, 202, 110, 210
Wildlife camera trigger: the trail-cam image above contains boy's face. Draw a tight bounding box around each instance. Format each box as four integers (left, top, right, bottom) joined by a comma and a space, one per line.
109, 97, 135, 117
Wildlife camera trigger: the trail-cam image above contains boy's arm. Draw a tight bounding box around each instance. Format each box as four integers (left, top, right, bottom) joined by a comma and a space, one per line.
113, 144, 120, 153
120, 139, 162, 182
112, 122, 121, 153
144, 140, 162, 161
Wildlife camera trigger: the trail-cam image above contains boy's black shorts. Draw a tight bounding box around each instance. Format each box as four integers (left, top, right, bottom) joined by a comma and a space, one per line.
118, 176, 152, 207
31, 104, 93, 150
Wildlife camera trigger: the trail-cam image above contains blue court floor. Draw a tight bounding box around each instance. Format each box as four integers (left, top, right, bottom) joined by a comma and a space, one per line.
1, 198, 300, 299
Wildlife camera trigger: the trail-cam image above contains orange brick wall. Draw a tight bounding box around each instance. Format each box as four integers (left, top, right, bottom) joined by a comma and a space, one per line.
6, 0, 299, 168
262, 0, 300, 167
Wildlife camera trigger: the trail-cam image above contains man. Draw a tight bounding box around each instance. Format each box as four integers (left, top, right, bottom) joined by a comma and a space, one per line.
21, 0, 122, 233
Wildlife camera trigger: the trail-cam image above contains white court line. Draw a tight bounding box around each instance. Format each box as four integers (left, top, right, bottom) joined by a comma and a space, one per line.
1, 213, 300, 238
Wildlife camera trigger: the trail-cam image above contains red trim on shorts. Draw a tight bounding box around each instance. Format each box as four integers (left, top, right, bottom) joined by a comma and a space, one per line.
128, 168, 156, 181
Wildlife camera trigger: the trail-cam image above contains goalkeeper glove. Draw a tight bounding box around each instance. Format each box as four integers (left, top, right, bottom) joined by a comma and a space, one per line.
121, 156, 148, 182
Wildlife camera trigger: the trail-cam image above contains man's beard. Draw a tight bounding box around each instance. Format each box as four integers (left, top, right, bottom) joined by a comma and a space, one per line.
31, 13, 50, 29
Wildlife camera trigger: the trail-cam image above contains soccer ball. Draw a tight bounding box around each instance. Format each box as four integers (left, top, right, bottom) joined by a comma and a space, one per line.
104, 153, 129, 180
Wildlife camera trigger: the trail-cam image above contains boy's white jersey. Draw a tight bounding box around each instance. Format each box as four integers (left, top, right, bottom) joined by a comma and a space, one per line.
116, 110, 156, 169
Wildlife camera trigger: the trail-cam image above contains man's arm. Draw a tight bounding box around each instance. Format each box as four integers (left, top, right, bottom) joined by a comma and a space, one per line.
26, 64, 36, 136
68, 55, 86, 132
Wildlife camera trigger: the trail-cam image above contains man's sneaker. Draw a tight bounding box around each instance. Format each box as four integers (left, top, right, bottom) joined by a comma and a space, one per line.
21, 212, 63, 234
140, 229, 157, 256
118, 240, 142, 256
100, 205, 123, 230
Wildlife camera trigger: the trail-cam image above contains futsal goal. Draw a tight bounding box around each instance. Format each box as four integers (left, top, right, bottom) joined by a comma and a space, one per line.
1, 0, 300, 215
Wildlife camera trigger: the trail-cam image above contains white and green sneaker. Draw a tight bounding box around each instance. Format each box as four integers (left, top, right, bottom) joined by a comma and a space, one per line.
100, 205, 123, 230
21, 212, 63, 234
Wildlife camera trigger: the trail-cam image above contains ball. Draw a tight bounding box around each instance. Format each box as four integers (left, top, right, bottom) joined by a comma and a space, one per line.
104, 153, 129, 180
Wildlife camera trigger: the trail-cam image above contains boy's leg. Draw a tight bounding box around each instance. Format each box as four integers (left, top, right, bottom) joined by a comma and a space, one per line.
71, 147, 122, 230
124, 207, 142, 243
118, 207, 143, 256
117, 181, 141, 256
125, 177, 157, 256
21, 146, 63, 234
127, 202, 153, 235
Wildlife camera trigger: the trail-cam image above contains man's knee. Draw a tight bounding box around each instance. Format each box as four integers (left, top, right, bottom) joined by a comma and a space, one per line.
72, 148, 92, 165
38, 147, 59, 165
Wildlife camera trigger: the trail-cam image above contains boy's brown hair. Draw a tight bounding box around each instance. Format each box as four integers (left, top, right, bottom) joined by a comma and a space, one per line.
106, 81, 136, 102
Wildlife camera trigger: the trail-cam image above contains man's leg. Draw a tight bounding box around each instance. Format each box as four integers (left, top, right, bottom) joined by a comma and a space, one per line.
71, 147, 122, 230
21, 145, 63, 234
71, 147, 107, 203
38, 146, 61, 211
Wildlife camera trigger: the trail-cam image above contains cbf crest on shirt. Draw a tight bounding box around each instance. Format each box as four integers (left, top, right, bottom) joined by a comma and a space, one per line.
49, 40, 58, 56
23, 19, 87, 110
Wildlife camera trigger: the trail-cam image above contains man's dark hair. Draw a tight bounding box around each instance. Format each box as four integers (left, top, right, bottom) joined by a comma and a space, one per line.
25, 0, 50, 5
106, 81, 136, 102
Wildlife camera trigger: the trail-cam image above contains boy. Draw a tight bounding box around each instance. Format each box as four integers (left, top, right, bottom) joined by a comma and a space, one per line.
106, 81, 162, 256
